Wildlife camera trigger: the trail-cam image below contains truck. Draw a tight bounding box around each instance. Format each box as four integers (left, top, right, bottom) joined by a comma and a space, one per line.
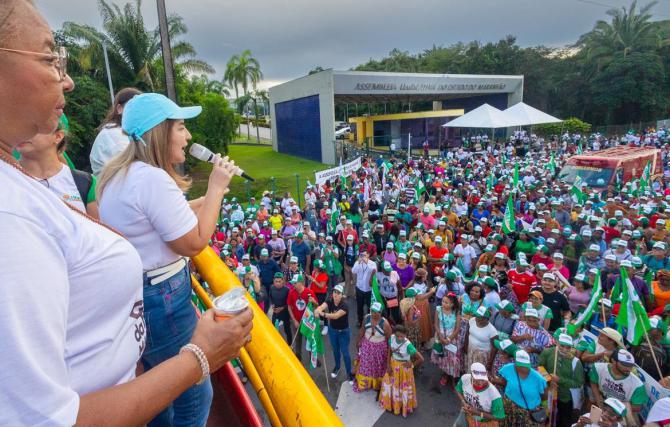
558, 146, 662, 189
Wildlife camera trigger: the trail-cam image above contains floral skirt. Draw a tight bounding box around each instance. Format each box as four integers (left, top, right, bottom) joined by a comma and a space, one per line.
466, 348, 491, 371
379, 358, 417, 417
407, 322, 422, 349
431, 330, 460, 377
502, 396, 544, 427
457, 317, 469, 374
353, 338, 388, 392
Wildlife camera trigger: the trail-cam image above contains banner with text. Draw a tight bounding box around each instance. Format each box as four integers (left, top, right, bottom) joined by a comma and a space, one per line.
315, 157, 362, 185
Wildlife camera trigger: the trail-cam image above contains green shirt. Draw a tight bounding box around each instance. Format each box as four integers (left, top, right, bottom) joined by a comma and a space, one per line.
514, 240, 537, 257
538, 347, 584, 402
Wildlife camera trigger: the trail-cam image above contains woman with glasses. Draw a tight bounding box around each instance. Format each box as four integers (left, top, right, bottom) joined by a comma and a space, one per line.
0, 2, 252, 426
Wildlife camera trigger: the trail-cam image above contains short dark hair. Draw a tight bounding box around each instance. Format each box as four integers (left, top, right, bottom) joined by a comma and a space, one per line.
393, 324, 407, 335
98, 87, 142, 129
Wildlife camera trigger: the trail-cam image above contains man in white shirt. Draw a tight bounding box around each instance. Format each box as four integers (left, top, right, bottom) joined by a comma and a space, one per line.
351, 250, 377, 327
453, 235, 477, 275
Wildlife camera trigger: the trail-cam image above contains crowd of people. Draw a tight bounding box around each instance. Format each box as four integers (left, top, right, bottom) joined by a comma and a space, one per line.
2, 1, 670, 426
207, 131, 670, 424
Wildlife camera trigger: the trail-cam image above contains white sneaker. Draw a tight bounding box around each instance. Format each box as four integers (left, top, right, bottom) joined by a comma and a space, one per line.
321, 325, 329, 336
330, 367, 340, 378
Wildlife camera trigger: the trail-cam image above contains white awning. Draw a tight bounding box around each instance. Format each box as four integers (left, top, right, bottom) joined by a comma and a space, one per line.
441, 103, 511, 129
503, 102, 562, 126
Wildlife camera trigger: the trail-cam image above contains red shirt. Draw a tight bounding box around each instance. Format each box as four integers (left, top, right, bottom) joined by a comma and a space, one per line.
507, 269, 537, 304
602, 226, 621, 243
429, 245, 448, 260
287, 287, 316, 321
309, 272, 329, 295
343, 228, 359, 244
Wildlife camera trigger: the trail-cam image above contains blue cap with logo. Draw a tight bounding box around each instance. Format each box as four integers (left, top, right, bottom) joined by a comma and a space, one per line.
122, 93, 202, 144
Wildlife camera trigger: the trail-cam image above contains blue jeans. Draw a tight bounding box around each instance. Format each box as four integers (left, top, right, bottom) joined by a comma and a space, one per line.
328, 327, 352, 375
142, 265, 213, 427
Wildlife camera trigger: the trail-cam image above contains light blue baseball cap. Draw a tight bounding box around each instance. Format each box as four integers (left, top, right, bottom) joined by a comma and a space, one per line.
121, 93, 202, 143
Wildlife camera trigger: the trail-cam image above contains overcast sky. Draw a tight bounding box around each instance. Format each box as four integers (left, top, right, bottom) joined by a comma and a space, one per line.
37, 0, 670, 90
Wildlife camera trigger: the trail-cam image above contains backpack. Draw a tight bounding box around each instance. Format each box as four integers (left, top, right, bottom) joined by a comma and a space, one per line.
71, 169, 94, 208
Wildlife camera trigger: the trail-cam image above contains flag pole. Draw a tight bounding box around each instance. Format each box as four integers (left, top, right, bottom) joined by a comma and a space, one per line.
637, 310, 664, 380
322, 354, 331, 393
548, 344, 559, 427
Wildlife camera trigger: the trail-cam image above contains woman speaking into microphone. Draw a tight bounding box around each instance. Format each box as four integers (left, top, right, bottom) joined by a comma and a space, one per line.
98, 93, 240, 426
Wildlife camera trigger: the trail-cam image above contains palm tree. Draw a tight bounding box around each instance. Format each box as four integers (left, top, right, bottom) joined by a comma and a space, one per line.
576, 1, 661, 72
64, 0, 213, 92
236, 50, 263, 142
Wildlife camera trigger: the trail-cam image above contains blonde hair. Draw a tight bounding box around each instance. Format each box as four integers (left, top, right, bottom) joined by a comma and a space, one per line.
97, 119, 191, 200
399, 296, 416, 318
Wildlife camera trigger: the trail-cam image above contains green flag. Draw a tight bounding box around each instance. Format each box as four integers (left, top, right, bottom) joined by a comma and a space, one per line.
576, 142, 583, 154
571, 176, 586, 204
615, 267, 651, 346
567, 270, 602, 335
486, 174, 494, 192
371, 274, 385, 311
299, 302, 324, 369
639, 161, 651, 191
414, 179, 426, 204
644, 269, 654, 304
547, 153, 556, 175
502, 195, 516, 234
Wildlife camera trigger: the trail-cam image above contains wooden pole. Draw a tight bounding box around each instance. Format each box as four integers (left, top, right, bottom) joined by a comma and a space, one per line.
548, 344, 559, 427
638, 311, 664, 381
322, 354, 331, 393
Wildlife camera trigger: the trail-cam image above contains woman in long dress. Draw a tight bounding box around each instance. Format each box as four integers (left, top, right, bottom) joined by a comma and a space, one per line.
400, 288, 422, 347
409, 267, 436, 346
431, 293, 461, 386
353, 302, 392, 392
379, 325, 425, 417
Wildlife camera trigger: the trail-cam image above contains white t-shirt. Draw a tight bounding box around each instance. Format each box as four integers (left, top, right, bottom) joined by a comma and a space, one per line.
89, 125, 129, 175
42, 163, 87, 212
0, 160, 145, 425
99, 161, 197, 271
352, 260, 377, 292
454, 244, 477, 273
468, 317, 498, 350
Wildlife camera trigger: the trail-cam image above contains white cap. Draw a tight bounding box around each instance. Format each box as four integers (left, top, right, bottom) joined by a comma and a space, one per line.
589, 244, 600, 251
289, 256, 299, 263
470, 362, 488, 381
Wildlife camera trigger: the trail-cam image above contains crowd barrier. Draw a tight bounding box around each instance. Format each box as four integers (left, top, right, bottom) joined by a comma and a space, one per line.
192, 247, 344, 427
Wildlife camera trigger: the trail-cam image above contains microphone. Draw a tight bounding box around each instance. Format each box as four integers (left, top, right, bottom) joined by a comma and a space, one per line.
189, 143, 255, 181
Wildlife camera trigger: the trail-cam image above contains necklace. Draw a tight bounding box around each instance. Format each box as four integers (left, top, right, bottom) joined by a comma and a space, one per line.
0, 150, 124, 238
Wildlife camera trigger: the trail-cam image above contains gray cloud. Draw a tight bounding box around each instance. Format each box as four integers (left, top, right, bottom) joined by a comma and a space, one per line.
38, 0, 670, 88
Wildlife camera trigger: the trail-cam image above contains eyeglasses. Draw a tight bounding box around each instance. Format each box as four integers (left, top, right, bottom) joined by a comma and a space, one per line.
0, 46, 68, 81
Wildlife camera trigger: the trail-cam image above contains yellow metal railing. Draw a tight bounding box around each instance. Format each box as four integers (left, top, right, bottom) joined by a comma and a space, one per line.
192, 247, 343, 427
191, 275, 282, 427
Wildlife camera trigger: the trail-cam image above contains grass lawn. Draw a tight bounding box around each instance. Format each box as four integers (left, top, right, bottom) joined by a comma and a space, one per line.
188, 144, 328, 201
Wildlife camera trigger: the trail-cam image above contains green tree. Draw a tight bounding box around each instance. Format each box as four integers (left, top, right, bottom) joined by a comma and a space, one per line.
63, 0, 213, 92
63, 76, 114, 169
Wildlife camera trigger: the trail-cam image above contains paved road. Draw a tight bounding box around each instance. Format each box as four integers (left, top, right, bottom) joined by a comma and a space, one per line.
244, 294, 461, 426
238, 124, 272, 141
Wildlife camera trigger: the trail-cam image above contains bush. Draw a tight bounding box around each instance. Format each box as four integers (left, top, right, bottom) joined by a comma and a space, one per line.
534, 117, 591, 136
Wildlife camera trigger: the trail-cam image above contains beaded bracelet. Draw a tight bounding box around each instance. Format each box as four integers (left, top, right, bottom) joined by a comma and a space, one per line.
180, 343, 210, 385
